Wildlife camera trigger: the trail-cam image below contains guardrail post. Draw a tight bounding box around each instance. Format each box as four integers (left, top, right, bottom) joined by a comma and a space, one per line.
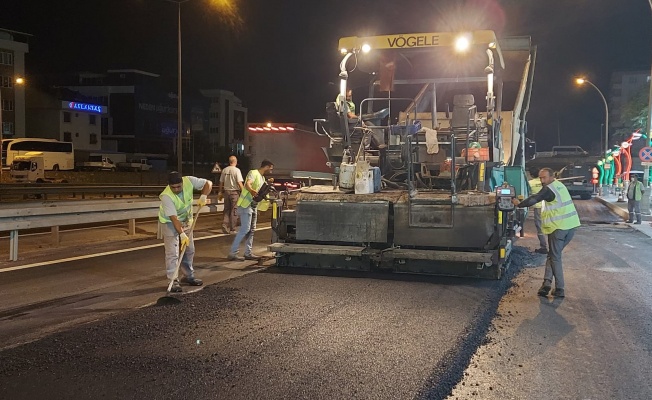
51, 226, 60, 244
129, 219, 136, 235
9, 230, 18, 261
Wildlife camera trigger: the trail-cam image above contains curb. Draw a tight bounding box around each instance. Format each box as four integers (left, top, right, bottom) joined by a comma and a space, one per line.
595, 196, 628, 220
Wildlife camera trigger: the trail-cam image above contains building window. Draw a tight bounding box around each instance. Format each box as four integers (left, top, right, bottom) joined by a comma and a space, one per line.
89, 115, 97, 125
629, 77, 638, 84
90, 133, 98, 144
1, 99, 14, 111
63, 132, 72, 142
1, 76, 13, 88
63, 112, 71, 123
2, 122, 14, 135
75, 132, 79, 137
0, 52, 13, 66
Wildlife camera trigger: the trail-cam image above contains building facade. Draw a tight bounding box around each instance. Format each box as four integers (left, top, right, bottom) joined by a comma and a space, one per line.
200, 89, 248, 155
0, 28, 29, 138
25, 86, 107, 154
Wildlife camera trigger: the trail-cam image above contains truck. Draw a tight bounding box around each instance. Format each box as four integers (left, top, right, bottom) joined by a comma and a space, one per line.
527, 147, 600, 200
267, 30, 537, 279
535, 145, 589, 159
117, 159, 152, 172
10, 152, 68, 183
248, 124, 332, 189
75, 153, 123, 171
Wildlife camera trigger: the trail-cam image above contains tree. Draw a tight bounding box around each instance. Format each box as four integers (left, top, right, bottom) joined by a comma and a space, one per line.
614, 87, 649, 141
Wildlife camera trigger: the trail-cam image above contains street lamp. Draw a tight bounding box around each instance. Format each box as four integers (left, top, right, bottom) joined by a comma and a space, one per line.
0, 76, 26, 183
162, 0, 190, 173
575, 78, 609, 158
161, 0, 236, 173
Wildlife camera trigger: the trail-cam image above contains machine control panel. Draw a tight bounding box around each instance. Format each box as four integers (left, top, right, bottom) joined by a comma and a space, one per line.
496, 185, 516, 211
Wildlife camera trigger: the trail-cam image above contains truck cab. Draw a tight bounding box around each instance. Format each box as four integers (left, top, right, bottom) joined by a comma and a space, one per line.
552, 146, 588, 156
11, 152, 45, 183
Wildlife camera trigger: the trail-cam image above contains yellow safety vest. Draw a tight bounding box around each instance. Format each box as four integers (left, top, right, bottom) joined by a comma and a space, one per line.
541, 180, 581, 235
627, 181, 643, 201
528, 178, 543, 209
237, 169, 264, 208
158, 177, 194, 224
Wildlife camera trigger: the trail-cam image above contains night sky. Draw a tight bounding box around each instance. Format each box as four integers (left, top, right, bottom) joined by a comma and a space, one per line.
1, 0, 651, 151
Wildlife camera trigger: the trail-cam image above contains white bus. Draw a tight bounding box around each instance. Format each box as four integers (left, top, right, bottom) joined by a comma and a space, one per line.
3, 138, 74, 171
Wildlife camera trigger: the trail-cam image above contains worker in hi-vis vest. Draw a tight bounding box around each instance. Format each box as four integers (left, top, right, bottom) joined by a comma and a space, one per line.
528, 167, 548, 254
514, 167, 580, 298
626, 174, 645, 224
158, 171, 212, 293
228, 159, 274, 261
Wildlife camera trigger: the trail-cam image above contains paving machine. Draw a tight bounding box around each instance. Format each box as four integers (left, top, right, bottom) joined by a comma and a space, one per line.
269, 30, 537, 279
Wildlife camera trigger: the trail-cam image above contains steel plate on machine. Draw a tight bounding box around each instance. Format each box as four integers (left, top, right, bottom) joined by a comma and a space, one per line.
296, 201, 389, 243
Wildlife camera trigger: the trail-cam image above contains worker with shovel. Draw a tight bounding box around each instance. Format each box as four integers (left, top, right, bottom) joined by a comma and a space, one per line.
159, 171, 212, 293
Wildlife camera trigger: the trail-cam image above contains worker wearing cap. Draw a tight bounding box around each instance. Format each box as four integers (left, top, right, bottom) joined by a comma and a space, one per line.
514, 167, 580, 298
159, 171, 212, 293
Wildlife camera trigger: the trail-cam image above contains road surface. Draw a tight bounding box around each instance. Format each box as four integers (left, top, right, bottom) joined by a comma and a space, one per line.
1, 199, 650, 399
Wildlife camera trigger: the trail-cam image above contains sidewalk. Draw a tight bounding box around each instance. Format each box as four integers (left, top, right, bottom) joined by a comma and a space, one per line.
595, 192, 652, 238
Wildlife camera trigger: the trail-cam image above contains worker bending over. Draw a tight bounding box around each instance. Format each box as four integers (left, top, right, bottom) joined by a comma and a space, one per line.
159, 171, 212, 293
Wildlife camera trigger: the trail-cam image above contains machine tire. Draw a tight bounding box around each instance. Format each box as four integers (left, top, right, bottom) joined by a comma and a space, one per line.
110, 167, 116, 172
52, 164, 60, 171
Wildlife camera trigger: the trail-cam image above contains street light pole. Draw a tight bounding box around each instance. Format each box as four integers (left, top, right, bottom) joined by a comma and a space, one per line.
576, 78, 609, 195
164, 0, 189, 173
176, 0, 183, 173
578, 79, 609, 157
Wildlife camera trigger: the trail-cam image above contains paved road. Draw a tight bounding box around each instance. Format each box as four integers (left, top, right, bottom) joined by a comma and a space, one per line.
449, 199, 652, 400
1, 199, 647, 399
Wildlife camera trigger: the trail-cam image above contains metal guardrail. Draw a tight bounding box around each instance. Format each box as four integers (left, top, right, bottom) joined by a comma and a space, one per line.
0, 199, 222, 262
0, 184, 166, 200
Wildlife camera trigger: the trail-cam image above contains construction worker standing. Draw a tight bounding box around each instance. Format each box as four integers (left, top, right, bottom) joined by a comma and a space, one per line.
626, 174, 645, 224
514, 167, 580, 298
228, 160, 274, 261
528, 167, 548, 254
159, 171, 212, 292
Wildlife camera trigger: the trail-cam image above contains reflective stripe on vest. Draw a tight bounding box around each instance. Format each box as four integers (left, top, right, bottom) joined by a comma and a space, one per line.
541, 180, 581, 235
237, 169, 264, 209
158, 177, 194, 224
529, 178, 543, 209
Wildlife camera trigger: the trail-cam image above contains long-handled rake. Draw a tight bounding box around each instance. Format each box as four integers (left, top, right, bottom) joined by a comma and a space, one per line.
166, 205, 202, 293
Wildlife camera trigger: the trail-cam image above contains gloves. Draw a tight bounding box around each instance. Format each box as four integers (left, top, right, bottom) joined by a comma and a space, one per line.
198, 194, 208, 208
179, 232, 190, 251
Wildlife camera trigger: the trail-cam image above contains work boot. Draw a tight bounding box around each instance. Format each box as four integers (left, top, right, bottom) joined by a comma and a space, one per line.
535, 248, 548, 254
244, 253, 261, 261
634, 221, 642, 225
180, 276, 203, 286
169, 280, 182, 293
552, 288, 565, 298
228, 253, 245, 261
537, 284, 551, 297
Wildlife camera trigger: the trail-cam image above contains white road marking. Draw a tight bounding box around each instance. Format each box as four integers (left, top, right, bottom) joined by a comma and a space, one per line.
0, 227, 272, 273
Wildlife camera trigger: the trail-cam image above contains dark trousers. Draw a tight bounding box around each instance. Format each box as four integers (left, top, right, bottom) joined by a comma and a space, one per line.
223, 190, 241, 231
627, 199, 641, 223
544, 228, 576, 290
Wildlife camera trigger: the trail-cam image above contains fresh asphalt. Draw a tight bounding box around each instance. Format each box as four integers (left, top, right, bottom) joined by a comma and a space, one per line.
1, 199, 647, 399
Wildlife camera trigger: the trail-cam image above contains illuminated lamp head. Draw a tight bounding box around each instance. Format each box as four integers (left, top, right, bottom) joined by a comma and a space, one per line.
454, 34, 472, 53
